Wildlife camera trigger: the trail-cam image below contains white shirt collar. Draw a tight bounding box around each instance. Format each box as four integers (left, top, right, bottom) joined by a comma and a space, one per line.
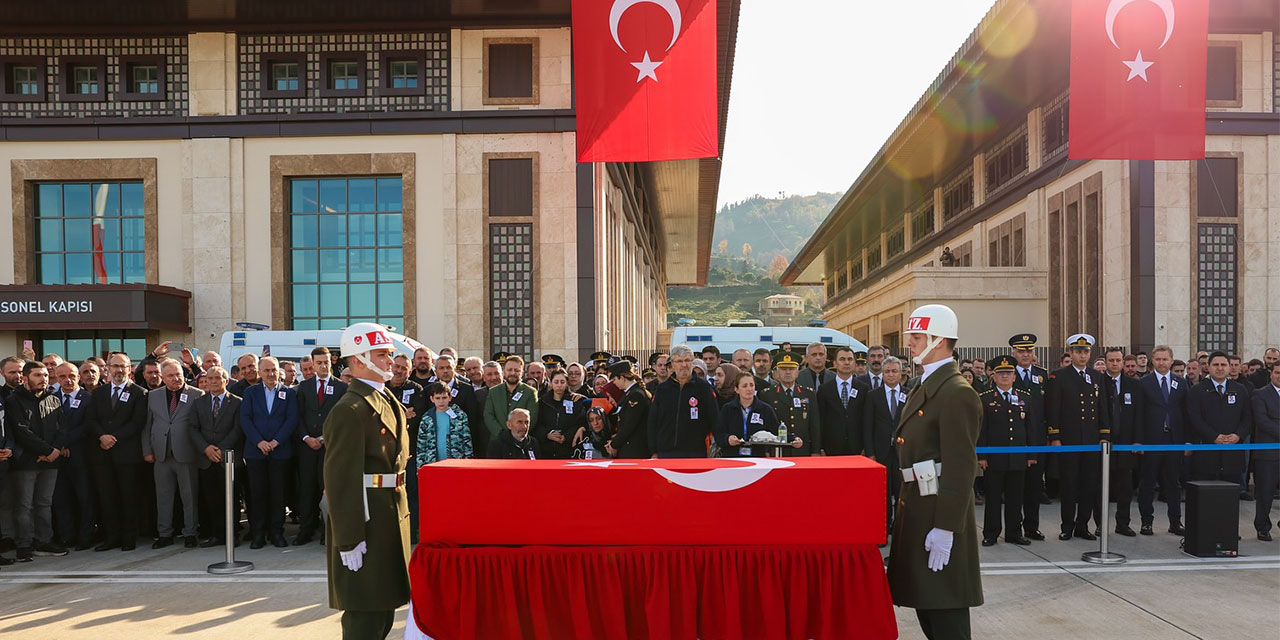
1074, 366, 1088, 375
885, 384, 900, 395
1273, 384, 1280, 395
835, 372, 855, 384
355, 377, 386, 392
920, 357, 955, 383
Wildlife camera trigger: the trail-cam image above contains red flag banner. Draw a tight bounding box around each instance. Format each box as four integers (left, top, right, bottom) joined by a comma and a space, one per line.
1069, 0, 1209, 160
572, 0, 719, 162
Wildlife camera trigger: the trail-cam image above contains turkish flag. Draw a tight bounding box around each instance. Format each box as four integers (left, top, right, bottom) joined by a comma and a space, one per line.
572, 0, 719, 162
1069, 0, 1209, 160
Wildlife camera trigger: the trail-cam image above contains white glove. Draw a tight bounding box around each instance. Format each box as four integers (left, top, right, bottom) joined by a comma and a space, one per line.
923, 528, 954, 572
339, 541, 367, 572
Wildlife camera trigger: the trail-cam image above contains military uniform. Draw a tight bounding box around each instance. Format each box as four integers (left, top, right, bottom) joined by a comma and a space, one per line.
1044, 334, 1111, 540
757, 352, 820, 456
888, 360, 983, 627
322, 380, 411, 639
977, 357, 1042, 545
1009, 333, 1050, 539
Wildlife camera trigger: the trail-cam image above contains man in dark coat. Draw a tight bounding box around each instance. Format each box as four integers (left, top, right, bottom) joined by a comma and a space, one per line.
647, 345, 717, 458
324, 323, 410, 640
1010, 333, 1050, 540
1186, 351, 1252, 482
294, 346, 347, 545
5, 361, 68, 560
51, 362, 95, 550
1099, 347, 1144, 536
240, 357, 299, 549
977, 355, 1038, 546
862, 355, 907, 531
487, 408, 541, 459
1136, 346, 1190, 535
1044, 333, 1110, 541
85, 353, 149, 551
606, 361, 650, 459
1250, 360, 1279, 541
191, 366, 243, 547
758, 352, 820, 457
816, 346, 869, 456
887, 304, 983, 640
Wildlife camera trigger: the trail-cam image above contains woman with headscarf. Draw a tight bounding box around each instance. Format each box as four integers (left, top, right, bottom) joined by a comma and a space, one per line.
713, 363, 741, 408
571, 406, 615, 460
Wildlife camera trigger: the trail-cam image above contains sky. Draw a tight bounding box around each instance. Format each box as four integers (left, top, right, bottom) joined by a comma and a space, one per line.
717, 0, 998, 208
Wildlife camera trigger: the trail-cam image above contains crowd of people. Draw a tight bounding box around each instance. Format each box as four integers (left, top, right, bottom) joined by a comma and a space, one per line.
0, 335, 1275, 566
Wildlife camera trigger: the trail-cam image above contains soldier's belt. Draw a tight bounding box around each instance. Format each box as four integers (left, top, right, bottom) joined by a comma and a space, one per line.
900, 461, 942, 483
363, 471, 406, 489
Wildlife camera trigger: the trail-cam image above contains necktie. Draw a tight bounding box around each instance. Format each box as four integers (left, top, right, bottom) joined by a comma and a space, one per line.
1080, 369, 1089, 382
111, 385, 121, 407
1160, 376, 1169, 402
873, 375, 881, 390
1005, 391, 1012, 405
213, 395, 222, 421
888, 388, 897, 417
63, 393, 70, 406
840, 381, 849, 408
1022, 369, 1030, 383
168, 389, 179, 415
1217, 383, 1225, 396
317, 378, 325, 404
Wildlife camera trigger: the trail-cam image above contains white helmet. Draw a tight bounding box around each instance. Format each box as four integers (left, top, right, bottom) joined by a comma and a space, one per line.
340, 322, 396, 381
904, 304, 959, 365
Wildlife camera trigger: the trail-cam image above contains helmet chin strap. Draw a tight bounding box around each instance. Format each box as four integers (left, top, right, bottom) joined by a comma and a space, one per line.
912, 335, 945, 366
355, 353, 393, 382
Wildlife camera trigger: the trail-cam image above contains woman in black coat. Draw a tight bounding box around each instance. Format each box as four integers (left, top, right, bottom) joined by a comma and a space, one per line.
604, 361, 651, 459
534, 370, 586, 459
714, 372, 801, 458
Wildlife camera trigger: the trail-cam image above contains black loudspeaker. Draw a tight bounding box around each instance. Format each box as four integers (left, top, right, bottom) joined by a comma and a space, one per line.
1185, 481, 1239, 557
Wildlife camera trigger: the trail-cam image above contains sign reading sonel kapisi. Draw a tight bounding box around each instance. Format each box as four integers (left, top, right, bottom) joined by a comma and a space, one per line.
0, 284, 191, 331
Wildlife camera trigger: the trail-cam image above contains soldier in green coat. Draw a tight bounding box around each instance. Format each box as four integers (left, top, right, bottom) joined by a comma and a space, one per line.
323, 323, 411, 640
888, 305, 983, 640
482, 355, 540, 443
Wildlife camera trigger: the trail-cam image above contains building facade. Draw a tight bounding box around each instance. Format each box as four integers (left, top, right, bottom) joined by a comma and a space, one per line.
0, 1, 740, 363
758, 293, 805, 326
782, 0, 1278, 359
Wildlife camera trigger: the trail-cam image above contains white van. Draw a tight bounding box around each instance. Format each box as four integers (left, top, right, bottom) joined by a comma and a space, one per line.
217, 326, 427, 365
667, 325, 868, 355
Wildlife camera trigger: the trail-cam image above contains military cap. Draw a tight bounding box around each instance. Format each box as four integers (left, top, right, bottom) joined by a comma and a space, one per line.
773, 351, 803, 369
854, 351, 868, 365
491, 351, 512, 363
607, 360, 635, 377
1009, 333, 1037, 350
541, 353, 566, 367
589, 351, 612, 365
1066, 333, 1096, 349
989, 354, 1018, 373
622, 354, 638, 364
642, 367, 656, 377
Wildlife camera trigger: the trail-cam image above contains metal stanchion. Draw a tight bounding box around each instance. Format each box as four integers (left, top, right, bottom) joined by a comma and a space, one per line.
208, 450, 254, 575
1082, 440, 1126, 565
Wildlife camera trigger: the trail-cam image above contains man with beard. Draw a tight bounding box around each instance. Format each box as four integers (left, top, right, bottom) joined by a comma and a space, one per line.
4, 361, 69, 561
482, 357, 539, 445
85, 353, 149, 551
408, 348, 436, 389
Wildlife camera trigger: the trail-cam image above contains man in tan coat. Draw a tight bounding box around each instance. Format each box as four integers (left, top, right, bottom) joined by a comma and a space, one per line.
323, 323, 411, 640
887, 304, 983, 639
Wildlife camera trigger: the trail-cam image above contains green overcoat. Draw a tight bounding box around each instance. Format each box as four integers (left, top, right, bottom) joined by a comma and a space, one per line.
482, 382, 540, 442
322, 380, 411, 611
887, 359, 984, 610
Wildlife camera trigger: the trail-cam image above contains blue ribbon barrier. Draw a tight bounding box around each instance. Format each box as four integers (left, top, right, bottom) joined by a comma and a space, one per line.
974, 443, 1280, 454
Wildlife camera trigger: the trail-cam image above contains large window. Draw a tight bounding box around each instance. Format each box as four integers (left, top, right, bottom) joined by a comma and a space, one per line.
34, 182, 145, 284
38, 330, 147, 363
489, 223, 534, 357
1197, 224, 1237, 353
985, 132, 1028, 196
289, 177, 404, 330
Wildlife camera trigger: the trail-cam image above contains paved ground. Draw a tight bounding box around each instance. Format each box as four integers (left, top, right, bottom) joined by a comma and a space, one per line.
1, 502, 1275, 639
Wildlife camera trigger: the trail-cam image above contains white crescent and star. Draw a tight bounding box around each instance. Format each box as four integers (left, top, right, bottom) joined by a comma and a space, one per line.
608, 0, 683, 83
1103, 0, 1176, 83
566, 458, 796, 493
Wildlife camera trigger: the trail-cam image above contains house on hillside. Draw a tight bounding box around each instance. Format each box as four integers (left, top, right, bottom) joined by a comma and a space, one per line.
759, 294, 805, 326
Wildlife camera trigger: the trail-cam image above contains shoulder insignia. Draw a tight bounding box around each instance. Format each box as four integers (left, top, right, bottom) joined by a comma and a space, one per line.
628, 400, 638, 407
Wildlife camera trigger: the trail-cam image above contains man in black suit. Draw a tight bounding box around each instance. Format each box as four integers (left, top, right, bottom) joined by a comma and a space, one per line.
863, 355, 906, 530
293, 346, 346, 546
1010, 333, 1050, 540
51, 362, 95, 550
192, 366, 243, 547
857, 345, 888, 391
1099, 347, 1144, 536
816, 346, 869, 456
1186, 351, 1252, 482
797, 343, 833, 391
1136, 346, 1189, 535
1044, 334, 1110, 541
85, 353, 149, 551
227, 353, 260, 397
1250, 361, 1279, 541
1248, 348, 1278, 390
